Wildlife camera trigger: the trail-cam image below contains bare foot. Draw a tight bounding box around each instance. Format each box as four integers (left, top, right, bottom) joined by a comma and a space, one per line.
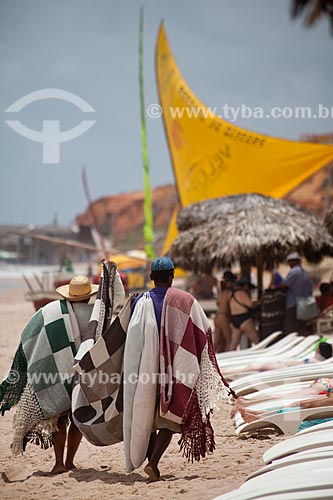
239, 408, 261, 423
65, 463, 77, 471
230, 397, 248, 418
144, 463, 160, 482
50, 464, 67, 475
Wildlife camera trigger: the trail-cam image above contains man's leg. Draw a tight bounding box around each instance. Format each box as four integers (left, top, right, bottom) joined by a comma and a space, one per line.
51, 416, 67, 474
144, 429, 173, 482
284, 306, 301, 335
65, 422, 82, 470
146, 431, 157, 462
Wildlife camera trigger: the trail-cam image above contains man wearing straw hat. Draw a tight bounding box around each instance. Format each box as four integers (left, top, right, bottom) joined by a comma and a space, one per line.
0, 270, 125, 474
52, 275, 100, 474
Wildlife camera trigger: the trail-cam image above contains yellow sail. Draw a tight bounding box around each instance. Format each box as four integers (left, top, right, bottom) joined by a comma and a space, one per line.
156, 23, 333, 217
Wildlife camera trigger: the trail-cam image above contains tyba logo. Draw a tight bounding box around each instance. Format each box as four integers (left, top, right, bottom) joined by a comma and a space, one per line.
5, 88, 96, 164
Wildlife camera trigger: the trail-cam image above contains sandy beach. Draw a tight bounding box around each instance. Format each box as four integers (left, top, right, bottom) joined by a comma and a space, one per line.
0, 284, 285, 500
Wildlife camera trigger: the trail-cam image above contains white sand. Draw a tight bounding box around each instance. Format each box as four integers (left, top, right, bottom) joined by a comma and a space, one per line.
0, 286, 285, 500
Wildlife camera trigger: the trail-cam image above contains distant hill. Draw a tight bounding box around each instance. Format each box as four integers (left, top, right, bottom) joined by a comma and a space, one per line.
75, 166, 332, 253
76, 184, 178, 253
286, 164, 332, 216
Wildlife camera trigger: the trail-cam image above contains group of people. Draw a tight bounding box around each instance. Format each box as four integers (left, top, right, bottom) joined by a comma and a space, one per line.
229, 339, 333, 429
213, 251, 318, 353
2, 251, 332, 480
0, 256, 231, 482
214, 272, 260, 352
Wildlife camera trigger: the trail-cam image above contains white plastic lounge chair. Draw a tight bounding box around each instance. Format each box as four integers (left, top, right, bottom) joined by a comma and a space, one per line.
216, 332, 298, 361
230, 360, 333, 396
233, 380, 311, 402
296, 420, 333, 436
247, 446, 333, 480
233, 394, 325, 428
236, 405, 333, 436
212, 464, 333, 500
229, 364, 313, 392
215, 330, 284, 358
221, 335, 321, 375
218, 337, 307, 375
221, 335, 320, 368
214, 489, 333, 500
244, 460, 333, 492
263, 428, 333, 464
213, 489, 333, 500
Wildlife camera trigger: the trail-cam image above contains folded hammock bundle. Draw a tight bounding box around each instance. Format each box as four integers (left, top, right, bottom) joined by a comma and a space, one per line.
0, 261, 117, 454
72, 294, 132, 446
159, 287, 235, 463
72, 287, 235, 470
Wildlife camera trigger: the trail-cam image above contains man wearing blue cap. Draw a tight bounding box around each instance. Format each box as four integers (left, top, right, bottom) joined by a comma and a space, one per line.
124, 256, 233, 482
131, 256, 175, 332
128, 256, 176, 481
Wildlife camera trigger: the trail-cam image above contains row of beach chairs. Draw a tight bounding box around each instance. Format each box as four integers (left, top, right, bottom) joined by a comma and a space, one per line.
213, 331, 333, 498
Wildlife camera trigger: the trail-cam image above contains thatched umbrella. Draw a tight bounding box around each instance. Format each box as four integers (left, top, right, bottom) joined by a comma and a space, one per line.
169, 194, 333, 295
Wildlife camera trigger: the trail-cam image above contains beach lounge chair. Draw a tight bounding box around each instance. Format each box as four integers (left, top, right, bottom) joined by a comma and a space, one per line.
232, 380, 312, 402
212, 464, 333, 500
263, 428, 333, 464
235, 405, 333, 436
247, 445, 333, 480
296, 419, 333, 436
230, 360, 333, 395
216, 332, 298, 361
222, 335, 322, 377
218, 335, 307, 366
233, 394, 325, 427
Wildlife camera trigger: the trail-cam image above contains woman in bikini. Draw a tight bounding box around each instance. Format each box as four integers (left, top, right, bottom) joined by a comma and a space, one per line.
213, 271, 236, 352
229, 278, 260, 351
237, 379, 333, 423
231, 374, 333, 420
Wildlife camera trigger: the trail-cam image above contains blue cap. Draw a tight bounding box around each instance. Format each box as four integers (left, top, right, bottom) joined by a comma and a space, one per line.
151, 256, 174, 271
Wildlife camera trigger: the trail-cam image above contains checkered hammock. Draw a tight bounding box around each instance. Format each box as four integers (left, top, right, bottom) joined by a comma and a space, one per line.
72, 295, 132, 446
0, 261, 117, 454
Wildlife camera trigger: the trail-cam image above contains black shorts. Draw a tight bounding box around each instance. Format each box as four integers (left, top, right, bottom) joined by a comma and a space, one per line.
231, 312, 252, 329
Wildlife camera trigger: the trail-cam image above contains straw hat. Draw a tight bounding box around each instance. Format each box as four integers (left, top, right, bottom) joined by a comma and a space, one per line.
56, 275, 99, 302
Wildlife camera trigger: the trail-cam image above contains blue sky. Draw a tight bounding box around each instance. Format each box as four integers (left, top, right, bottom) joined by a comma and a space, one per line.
1, 0, 332, 226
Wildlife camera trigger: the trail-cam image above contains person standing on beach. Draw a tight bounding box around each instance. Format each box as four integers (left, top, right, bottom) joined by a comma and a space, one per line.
228, 278, 260, 351
279, 252, 313, 334
0, 269, 125, 474
50, 276, 99, 473
53, 272, 125, 473
125, 257, 233, 482
214, 271, 237, 352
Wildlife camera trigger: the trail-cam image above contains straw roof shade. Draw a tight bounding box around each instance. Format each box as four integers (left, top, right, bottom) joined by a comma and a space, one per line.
169, 194, 333, 274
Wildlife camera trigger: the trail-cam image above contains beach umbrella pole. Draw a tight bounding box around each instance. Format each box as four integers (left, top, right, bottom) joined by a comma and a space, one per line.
256, 251, 263, 300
